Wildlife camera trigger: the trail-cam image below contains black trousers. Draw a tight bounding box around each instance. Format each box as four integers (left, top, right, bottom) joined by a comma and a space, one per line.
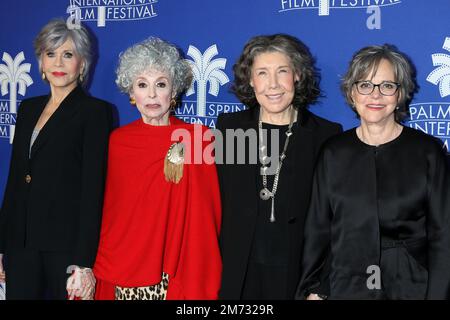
4, 248, 72, 300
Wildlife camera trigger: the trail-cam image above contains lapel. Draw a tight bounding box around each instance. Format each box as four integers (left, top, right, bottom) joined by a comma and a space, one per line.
238, 106, 259, 130
248, 109, 261, 211
30, 86, 85, 159
234, 107, 260, 218
21, 96, 49, 158
286, 108, 317, 220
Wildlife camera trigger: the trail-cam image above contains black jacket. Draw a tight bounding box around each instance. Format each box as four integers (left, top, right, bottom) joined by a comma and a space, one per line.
216, 106, 342, 299
0, 86, 113, 268
297, 127, 450, 299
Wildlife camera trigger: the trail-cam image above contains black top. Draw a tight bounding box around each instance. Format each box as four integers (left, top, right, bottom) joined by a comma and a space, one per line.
297, 126, 450, 299
251, 123, 294, 266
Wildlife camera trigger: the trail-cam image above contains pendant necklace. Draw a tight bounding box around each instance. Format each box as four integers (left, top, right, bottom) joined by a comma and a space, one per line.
258, 107, 297, 222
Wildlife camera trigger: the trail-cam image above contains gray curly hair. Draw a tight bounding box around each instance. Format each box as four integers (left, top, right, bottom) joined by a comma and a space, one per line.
116, 37, 193, 98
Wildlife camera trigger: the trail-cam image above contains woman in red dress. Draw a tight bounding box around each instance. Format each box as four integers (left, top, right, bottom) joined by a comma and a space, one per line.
92, 37, 222, 300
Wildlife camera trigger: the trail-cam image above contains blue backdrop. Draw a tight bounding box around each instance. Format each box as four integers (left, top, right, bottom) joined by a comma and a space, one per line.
0, 0, 449, 202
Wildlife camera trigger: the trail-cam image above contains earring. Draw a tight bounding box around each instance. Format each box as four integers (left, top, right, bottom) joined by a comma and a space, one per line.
42, 72, 46, 80
170, 98, 177, 108
129, 97, 136, 105
395, 106, 399, 110
79, 73, 84, 83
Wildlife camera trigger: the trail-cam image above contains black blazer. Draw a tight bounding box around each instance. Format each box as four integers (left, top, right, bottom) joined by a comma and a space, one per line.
0, 86, 113, 268
216, 106, 342, 299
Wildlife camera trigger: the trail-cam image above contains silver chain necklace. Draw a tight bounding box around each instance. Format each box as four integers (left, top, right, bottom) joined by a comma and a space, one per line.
258, 107, 297, 223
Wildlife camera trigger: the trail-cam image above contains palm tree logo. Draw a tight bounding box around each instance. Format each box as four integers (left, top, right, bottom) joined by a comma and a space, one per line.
185, 44, 229, 117
0, 51, 34, 143
427, 37, 450, 98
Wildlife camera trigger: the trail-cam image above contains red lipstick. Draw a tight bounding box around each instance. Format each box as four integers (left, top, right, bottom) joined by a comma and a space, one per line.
52, 72, 66, 77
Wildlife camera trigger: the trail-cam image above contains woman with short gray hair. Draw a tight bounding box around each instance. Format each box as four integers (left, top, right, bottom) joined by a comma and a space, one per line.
92, 37, 222, 300
297, 44, 450, 300
340, 44, 416, 122
115, 37, 192, 98
34, 18, 93, 86
0, 18, 113, 300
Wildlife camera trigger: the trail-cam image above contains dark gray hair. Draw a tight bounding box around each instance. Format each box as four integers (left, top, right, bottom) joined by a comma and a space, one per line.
232, 34, 321, 109
115, 37, 193, 98
341, 44, 417, 122
34, 18, 93, 86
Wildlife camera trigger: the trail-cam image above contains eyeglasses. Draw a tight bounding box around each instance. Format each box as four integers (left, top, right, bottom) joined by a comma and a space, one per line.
353, 80, 400, 96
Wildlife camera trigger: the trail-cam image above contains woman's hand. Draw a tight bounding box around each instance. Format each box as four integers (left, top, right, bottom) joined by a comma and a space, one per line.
66, 266, 96, 300
0, 253, 5, 283
307, 293, 324, 300
79, 268, 96, 300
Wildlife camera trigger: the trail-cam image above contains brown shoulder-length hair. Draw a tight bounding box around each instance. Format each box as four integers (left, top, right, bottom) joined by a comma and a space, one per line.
341, 44, 417, 122
231, 34, 321, 109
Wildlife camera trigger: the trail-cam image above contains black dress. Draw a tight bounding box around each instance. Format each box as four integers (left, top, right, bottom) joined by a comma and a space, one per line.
297, 126, 450, 299
242, 123, 292, 299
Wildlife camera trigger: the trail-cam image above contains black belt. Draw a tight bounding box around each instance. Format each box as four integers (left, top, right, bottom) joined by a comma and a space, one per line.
381, 237, 427, 249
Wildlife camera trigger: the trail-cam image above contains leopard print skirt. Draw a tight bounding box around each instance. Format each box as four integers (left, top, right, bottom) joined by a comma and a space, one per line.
115, 272, 169, 300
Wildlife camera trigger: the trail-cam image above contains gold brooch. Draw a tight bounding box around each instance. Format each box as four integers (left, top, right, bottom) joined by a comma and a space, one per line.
164, 142, 185, 183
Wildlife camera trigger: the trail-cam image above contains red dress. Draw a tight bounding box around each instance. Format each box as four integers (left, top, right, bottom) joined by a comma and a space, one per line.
93, 117, 222, 299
